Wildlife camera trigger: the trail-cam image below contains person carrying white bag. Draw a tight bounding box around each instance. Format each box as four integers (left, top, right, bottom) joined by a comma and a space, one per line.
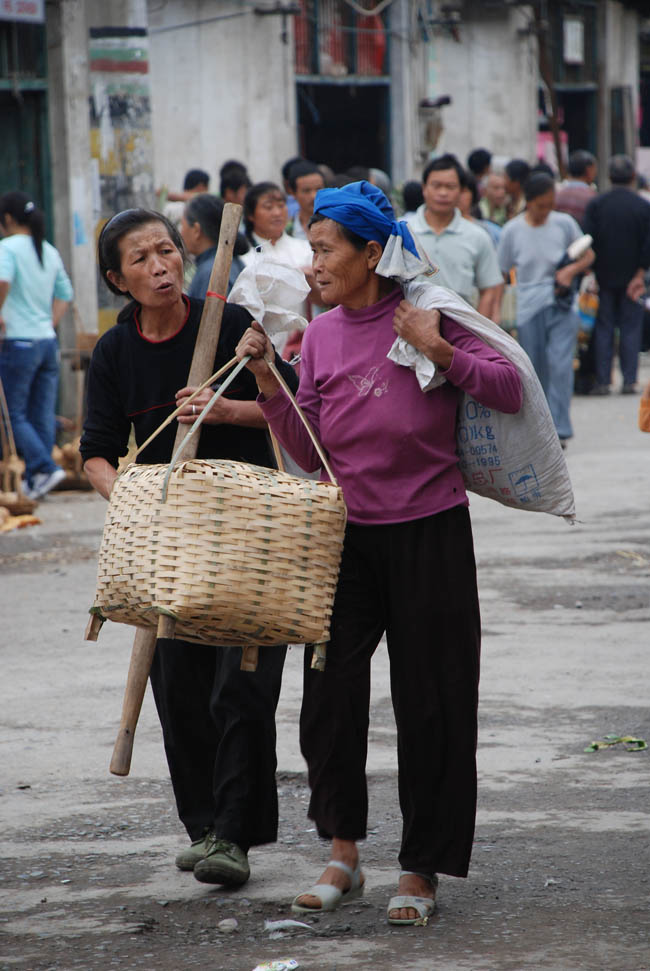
238, 181, 576, 927
389, 279, 576, 521
237, 181, 528, 926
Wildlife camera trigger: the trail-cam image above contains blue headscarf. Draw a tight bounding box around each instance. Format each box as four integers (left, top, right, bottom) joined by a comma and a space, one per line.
312, 180, 420, 259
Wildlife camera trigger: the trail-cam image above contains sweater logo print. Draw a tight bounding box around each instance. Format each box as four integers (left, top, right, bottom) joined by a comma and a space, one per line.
347, 365, 389, 398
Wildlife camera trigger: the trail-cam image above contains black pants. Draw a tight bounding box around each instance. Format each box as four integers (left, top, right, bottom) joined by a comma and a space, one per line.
300, 505, 481, 878
594, 286, 645, 387
150, 638, 287, 849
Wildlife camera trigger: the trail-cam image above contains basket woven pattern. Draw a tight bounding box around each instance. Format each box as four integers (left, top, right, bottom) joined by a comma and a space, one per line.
92, 459, 346, 646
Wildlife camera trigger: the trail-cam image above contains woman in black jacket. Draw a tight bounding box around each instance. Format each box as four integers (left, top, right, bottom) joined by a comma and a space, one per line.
81, 208, 297, 887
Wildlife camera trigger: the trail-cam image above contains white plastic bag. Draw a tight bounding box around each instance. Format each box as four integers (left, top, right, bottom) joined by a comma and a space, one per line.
228, 255, 309, 338
229, 253, 319, 481
390, 282, 576, 521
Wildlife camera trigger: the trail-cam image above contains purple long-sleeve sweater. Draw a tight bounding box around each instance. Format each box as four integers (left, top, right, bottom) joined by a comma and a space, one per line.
260, 287, 523, 525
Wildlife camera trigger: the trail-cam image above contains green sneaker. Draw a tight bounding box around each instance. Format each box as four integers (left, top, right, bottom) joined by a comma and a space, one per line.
175, 828, 215, 871
193, 837, 250, 886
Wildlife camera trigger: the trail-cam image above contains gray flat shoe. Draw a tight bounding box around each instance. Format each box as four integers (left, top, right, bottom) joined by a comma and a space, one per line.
387, 871, 438, 925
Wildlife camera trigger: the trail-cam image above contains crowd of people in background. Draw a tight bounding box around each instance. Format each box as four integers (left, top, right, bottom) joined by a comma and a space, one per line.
158, 142, 650, 449
3, 142, 649, 503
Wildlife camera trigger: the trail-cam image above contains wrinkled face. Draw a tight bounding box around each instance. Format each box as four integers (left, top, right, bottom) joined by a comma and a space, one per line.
423, 167, 462, 218
485, 174, 506, 207
108, 221, 184, 307
309, 219, 376, 308
526, 189, 555, 224
294, 173, 325, 217
252, 190, 288, 242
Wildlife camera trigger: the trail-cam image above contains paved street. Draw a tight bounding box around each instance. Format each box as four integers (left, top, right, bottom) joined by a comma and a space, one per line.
1, 363, 649, 971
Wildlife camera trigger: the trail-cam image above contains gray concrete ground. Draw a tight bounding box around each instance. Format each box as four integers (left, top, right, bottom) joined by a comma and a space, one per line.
1, 362, 649, 971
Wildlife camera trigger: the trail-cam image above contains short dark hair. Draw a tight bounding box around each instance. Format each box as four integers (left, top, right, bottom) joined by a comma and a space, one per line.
402, 180, 424, 212
467, 148, 491, 176
185, 194, 249, 257
462, 171, 480, 209
183, 168, 210, 191
243, 181, 285, 241
422, 154, 466, 188
0, 190, 45, 264
282, 156, 303, 182
330, 173, 354, 188
219, 159, 247, 178
505, 159, 531, 185
288, 160, 323, 191
345, 165, 371, 183
220, 167, 251, 198
523, 172, 555, 202
308, 211, 368, 251
609, 154, 636, 185
531, 161, 555, 178
97, 208, 184, 298
185, 193, 224, 245
568, 150, 596, 178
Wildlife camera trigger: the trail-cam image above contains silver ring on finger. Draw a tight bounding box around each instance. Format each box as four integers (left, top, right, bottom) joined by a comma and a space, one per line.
192, 404, 196, 415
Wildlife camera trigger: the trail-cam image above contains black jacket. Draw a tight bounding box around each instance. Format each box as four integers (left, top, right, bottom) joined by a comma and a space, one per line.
584, 187, 650, 289
80, 296, 298, 468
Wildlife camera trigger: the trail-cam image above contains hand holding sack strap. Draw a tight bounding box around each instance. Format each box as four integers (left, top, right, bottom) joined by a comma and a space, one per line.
87, 353, 347, 659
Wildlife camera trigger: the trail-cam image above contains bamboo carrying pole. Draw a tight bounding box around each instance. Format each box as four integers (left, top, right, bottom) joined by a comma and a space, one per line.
106, 203, 243, 776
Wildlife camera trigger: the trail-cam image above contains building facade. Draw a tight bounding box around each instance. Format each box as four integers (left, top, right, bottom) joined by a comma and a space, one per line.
0, 0, 645, 371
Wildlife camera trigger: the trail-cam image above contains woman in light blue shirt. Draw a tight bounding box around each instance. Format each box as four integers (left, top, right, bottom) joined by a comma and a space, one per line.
0, 191, 73, 498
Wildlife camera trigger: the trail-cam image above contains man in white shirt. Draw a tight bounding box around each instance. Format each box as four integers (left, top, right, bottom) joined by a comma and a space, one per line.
407, 154, 503, 321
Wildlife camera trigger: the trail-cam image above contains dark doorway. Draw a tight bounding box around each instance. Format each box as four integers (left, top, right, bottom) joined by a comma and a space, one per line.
0, 91, 52, 238
0, 21, 51, 234
297, 81, 390, 175
557, 88, 597, 155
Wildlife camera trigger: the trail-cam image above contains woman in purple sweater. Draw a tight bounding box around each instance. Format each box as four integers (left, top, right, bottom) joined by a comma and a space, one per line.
236, 182, 523, 925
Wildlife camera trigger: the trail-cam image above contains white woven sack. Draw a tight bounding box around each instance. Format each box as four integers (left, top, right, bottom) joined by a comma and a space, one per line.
395, 281, 576, 521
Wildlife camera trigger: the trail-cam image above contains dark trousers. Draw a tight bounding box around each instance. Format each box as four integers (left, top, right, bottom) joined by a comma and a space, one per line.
300, 505, 481, 878
594, 286, 645, 387
150, 638, 287, 849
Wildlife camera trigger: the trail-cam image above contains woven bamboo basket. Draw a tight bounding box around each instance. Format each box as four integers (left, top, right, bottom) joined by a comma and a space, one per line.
88, 356, 346, 648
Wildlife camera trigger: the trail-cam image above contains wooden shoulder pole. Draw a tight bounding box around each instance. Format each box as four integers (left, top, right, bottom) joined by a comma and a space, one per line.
109, 203, 243, 777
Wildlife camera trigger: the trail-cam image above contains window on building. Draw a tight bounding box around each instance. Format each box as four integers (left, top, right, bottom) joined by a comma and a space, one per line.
0, 20, 46, 80
295, 0, 389, 78
549, 1, 597, 85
